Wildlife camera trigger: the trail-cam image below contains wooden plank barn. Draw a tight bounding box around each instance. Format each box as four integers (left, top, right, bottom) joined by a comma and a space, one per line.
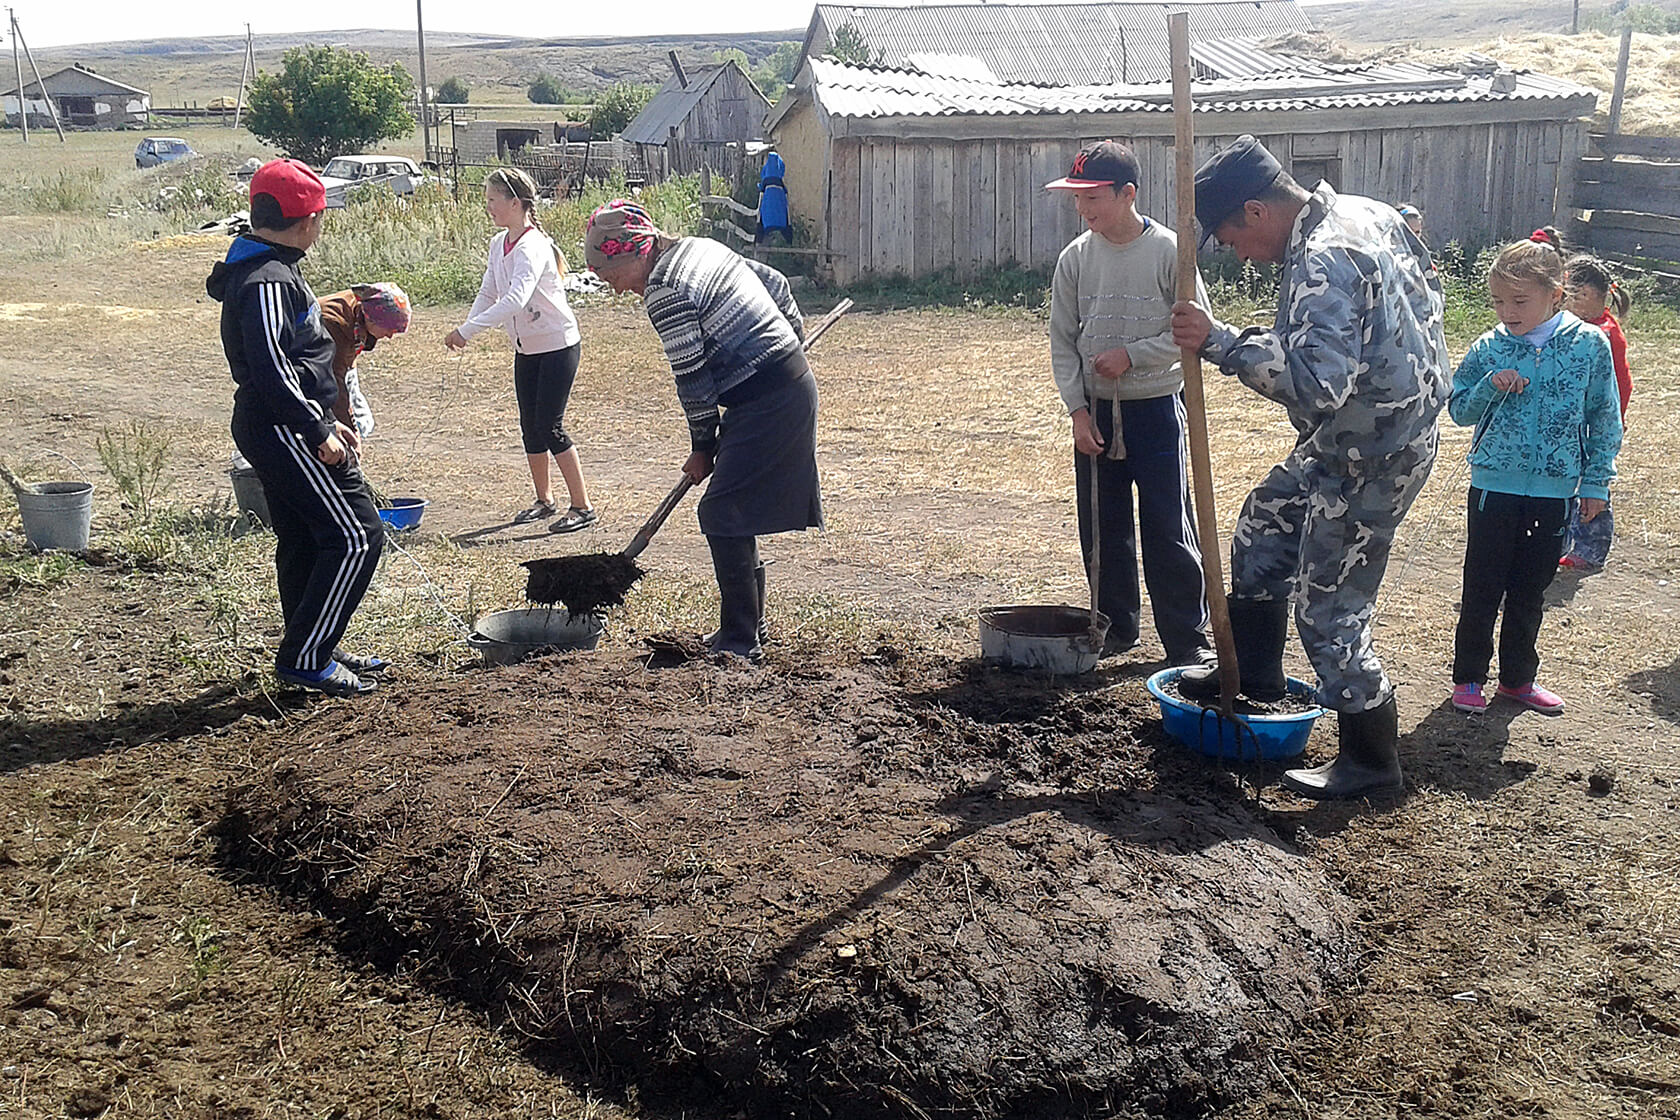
622, 57, 773, 177
2, 64, 149, 129
765, 3, 1598, 283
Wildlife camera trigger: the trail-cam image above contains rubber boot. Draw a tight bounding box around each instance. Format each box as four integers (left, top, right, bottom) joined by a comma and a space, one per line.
1179, 596, 1288, 704
754, 561, 769, 647
705, 535, 762, 661
1281, 695, 1403, 800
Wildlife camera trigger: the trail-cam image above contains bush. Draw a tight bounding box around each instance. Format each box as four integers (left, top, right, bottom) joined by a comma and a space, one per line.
528, 73, 566, 105
435, 76, 470, 104
587, 83, 657, 137
246, 46, 415, 166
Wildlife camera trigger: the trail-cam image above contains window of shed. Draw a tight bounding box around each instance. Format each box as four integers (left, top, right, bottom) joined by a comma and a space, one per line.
1292, 158, 1341, 192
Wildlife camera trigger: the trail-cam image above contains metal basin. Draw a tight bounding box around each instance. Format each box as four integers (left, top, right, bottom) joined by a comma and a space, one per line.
978, 604, 1109, 675
467, 607, 605, 666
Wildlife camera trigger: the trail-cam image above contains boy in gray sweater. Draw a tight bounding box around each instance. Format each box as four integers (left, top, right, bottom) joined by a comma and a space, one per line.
1047, 140, 1211, 664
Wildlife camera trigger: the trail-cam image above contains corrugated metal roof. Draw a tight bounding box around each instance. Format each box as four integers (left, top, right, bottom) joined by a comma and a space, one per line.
620, 64, 743, 145
800, 56, 1598, 120
1190, 36, 1329, 79
808, 1, 1315, 85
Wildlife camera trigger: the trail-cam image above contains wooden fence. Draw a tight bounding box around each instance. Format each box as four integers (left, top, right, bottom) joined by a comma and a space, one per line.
1573, 134, 1680, 265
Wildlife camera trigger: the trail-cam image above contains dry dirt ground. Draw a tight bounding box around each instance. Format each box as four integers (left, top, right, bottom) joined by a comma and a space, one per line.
2, 223, 1679, 1119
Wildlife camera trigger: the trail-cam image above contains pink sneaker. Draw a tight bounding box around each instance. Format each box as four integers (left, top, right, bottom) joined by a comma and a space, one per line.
1497, 682, 1565, 715
1451, 682, 1488, 713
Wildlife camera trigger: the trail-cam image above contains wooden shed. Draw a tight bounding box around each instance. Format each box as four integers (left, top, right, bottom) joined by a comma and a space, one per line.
768, 54, 1598, 283
621, 58, 773, 179
2, 64, 149, 129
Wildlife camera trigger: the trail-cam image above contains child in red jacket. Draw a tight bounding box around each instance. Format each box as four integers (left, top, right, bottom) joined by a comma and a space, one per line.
1560, 255, 1632, 572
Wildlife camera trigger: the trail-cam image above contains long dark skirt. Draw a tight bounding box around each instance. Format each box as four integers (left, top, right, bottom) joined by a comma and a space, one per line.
697, 369, 823, 538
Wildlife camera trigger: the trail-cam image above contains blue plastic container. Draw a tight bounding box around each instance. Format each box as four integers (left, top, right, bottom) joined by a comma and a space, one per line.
377, 497, 429, 532
1145, 667, 1325, 761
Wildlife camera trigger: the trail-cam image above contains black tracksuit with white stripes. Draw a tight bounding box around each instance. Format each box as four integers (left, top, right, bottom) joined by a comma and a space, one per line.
208, 235, 383, 674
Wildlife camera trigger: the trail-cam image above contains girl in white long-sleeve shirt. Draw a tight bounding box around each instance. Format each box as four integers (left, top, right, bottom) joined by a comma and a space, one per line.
446, 167, 596, 531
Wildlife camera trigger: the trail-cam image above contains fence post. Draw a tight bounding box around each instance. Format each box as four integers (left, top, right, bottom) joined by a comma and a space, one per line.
1608, 26, 1632, 137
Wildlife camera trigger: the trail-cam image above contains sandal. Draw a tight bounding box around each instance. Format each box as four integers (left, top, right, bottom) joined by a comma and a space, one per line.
549, 506, 598, 534
276, 661, 377, 697
333, 649, 391, 675
512, 499, 558, 524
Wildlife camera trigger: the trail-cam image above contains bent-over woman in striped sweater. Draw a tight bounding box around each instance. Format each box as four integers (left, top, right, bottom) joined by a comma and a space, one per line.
583, 200, 822, 661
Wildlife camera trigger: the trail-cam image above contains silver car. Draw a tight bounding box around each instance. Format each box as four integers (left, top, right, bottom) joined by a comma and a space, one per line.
135, 136, 196, 168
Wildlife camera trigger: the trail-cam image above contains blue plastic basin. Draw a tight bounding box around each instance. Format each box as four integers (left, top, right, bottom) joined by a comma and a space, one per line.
377, 497, 428, 532
1145, 667, 1325, 761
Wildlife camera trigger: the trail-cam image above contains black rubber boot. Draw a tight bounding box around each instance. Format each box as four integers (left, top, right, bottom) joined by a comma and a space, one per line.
1281, 695, 1403, 800
754, 561, 769, 647
705, 535, 762, 661
1178, 596, 1288, 704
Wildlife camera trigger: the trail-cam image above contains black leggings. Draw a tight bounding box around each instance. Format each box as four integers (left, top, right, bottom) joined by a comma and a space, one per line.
513, 343, 581, 455
1452, 487, 1568, 688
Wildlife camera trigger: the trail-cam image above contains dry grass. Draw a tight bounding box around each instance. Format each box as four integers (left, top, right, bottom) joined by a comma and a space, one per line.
1463, 31, 1680, 136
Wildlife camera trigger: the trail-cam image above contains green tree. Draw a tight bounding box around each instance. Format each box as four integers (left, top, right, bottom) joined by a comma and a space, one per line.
588, 82, 656, 137
826, 22, 879, 66
435, 76, 470, 104
245, 46, 414, 166
528, 72, 565, 105
754, 40, 803, 99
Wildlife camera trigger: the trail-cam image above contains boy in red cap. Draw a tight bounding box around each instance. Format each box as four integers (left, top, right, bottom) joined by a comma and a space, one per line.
207, 158, 386, 697
1045, 140, 1212, 667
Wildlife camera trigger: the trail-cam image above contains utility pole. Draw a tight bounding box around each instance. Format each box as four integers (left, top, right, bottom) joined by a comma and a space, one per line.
13, 11, 61, 141
8, 8, 26, 142
415, 0, 431, 162
234, 23, 253, 130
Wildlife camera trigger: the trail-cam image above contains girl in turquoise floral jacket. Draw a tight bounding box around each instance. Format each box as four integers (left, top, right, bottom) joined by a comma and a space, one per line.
1445, 228, 1623, 718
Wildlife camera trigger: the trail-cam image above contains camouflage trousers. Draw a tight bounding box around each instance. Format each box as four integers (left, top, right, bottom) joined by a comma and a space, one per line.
1229, 441, 1436, 713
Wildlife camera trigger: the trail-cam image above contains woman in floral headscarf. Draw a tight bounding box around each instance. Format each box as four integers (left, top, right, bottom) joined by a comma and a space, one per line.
317, 282, 410, 439
584, 199, 821, 662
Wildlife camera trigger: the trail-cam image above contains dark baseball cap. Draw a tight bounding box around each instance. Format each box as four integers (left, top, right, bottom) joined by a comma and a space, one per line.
1045, 140, 1140, 190
1193, 135, 1284, 246
250, 158, 326, 219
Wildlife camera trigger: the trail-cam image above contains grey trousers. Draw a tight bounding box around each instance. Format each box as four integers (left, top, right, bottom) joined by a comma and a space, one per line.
1229, 442, 1435, 713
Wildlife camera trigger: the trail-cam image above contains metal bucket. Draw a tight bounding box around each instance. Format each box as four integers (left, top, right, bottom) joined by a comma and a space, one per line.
228, 467, 271, 529
978, 604, 1109, 675
16, 481, 93, 551
468, 607, 606, 666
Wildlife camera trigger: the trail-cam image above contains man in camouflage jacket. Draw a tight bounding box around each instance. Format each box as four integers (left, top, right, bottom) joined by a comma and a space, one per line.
1170, 135, 1448, 800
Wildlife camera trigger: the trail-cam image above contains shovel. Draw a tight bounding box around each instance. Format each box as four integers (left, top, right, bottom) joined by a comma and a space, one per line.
522, 296, 854, 615
521, 474, 692, 614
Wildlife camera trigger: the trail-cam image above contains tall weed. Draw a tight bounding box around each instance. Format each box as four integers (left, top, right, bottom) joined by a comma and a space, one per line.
96, 420, 172, 523
306, 173, 703, 304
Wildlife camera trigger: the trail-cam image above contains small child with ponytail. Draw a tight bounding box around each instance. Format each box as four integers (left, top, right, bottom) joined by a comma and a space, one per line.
1560, 255, 1633, 570
1445, 227, 1623, 716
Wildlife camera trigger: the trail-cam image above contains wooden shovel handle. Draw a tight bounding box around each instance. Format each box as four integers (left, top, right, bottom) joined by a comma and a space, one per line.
1170, 13, 1240, 715
622, 475, 696, 560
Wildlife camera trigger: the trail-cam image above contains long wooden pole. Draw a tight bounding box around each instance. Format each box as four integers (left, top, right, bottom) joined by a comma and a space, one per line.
233, 24, 252, 130
1607, 25, 1632, 137
1168, 12, 1238, 714
16, 19, 63, 142
9, 9, 27, 143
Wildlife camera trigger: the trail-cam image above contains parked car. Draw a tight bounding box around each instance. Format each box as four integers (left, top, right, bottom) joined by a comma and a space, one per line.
135, 137, 197, 169
318, 155, 427, 208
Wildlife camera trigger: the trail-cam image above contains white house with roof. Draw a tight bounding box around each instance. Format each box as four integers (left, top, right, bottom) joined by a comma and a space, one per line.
2, 64, 149, 129
766, 3, 1598, 281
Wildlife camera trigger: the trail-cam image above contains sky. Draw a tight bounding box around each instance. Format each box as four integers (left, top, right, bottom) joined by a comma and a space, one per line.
9, 0, 1363, 50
